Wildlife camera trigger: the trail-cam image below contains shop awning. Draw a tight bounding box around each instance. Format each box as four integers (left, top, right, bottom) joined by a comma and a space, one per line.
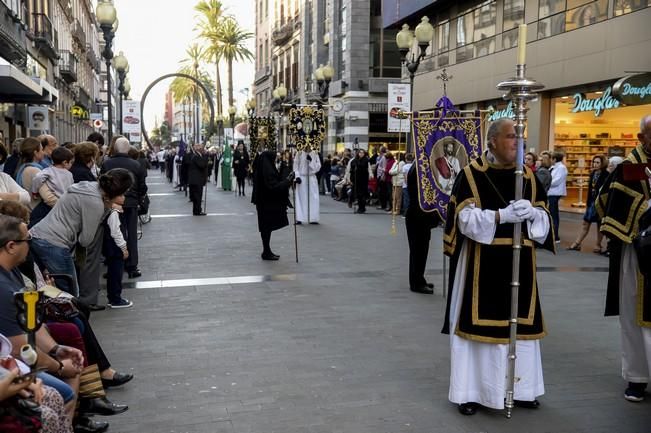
0, 63, 42, 101
0, 63, 59, 104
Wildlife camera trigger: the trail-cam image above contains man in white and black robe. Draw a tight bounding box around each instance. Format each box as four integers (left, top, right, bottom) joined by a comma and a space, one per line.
293, 150, 321, 224
598, 115, 651, 402
442, 118, 555, 415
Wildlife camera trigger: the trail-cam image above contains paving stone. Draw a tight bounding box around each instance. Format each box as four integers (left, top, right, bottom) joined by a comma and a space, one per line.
88, 172, 651, 432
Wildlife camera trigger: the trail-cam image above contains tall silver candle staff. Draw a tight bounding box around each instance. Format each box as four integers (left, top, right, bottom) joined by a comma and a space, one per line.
495, 24, 544, 419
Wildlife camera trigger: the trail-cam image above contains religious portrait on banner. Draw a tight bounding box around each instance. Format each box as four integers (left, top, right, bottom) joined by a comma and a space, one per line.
431, 136, 468, 196
412, 96, 484, 222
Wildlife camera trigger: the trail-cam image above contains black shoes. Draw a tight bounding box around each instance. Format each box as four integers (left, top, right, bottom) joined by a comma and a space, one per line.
514, 399, 540, 409
101, 372, 134, 388
410, 285, 434, 295
458, 402, 479, 415
74, 417, 109, 433
194, 212, 207, 216
309, 222, 319, 225
295, 221, 302, 225
88, 304, 106, 311
426, 283, 434, 289
261, 252, 280, 261
624, 382, 647, 402
79, 397, 128, 416
127, 269, 142, 278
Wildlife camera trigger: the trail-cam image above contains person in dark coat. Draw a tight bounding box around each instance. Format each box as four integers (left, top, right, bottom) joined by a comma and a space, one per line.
188, 143, 209, 216
180, 148, 192, 192
350, 149, 370, 213
233, 141, 250, 197
251, 151, 294, 260
405, 163, 442, 294
100, 137, 147, 278
70, 141, 99, 183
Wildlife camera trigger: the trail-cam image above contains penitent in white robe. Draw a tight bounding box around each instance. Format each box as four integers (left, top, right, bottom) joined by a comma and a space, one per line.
293, 150, 321, 223
619, 198, 651, 384
449, 204, 550, 409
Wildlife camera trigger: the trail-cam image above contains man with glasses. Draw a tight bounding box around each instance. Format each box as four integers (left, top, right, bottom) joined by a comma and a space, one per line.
442, 118, 554, 415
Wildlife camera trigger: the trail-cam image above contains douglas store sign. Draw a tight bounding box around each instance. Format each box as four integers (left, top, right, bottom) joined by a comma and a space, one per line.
571, 87, 619, 117
570, 73, 651, 118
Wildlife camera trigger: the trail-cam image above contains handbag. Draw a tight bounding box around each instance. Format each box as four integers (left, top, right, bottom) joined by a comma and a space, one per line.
138, 194, 150, 216
42, 296, 80, 322
583, 203, 598, 223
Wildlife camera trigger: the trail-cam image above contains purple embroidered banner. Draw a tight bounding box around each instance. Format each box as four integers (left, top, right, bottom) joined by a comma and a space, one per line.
412, 96, 483, 222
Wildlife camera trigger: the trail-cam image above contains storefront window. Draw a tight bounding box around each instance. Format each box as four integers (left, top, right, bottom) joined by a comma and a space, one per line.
503, 0, 525, 31
539, 0, 566, 18
565, 0, 608, 31
538, 11, 566, 38
551, 88, 650, 207
503, 0, 524, 50
614, 0, 651, 16
437, 20, 450, 67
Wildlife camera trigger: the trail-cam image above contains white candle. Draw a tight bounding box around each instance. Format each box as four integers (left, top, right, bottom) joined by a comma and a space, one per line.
517, 24, 527, 65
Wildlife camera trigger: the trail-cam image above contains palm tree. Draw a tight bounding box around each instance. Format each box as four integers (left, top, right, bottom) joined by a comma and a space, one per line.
208, 16, 253, 109
195, 0, 226, 116
169, 61, 216, 141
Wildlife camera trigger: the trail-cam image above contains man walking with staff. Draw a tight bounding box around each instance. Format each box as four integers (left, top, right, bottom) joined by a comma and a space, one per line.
442, 118, 554, 416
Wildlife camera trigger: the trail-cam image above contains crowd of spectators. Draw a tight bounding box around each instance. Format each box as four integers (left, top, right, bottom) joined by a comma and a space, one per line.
0, 132, 146, 433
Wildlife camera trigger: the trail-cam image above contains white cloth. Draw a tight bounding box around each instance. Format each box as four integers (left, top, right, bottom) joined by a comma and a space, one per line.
619, 239, 651, 383
293, 151, 321, 223
548, 161, 568, 197
173, 155, 181, 185
448, 204, 549, 409
107, 209, 127, 251
0, 172, 30, 205
401, 162, 412, 188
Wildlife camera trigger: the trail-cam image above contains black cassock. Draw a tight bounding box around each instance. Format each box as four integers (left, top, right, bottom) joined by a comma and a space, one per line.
597, 144, 651, 324
405, 164, 442, 290
441, 153, 554, 344
252, 151, 292, 233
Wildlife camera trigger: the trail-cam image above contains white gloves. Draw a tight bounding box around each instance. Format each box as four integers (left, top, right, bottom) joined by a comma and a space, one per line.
498, 203, 522, 224
498, 200, 537, 224
512, 199, 536, 221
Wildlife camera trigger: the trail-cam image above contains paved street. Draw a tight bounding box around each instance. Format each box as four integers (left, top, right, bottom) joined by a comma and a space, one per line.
89, 171, 651, 433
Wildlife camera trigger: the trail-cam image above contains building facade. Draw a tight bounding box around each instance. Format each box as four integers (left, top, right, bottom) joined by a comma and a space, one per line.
252, 0, 404, 153
0, 0, 121, 149
384, 0, 651, 207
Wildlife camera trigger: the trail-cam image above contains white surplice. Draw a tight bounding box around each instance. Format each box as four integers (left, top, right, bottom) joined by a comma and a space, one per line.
293, 150, 321, 223
619, 198, 651, 383
448, 204, 550, 409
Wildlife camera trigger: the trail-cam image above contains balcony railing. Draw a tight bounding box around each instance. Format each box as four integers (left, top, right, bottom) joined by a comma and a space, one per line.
59, 50, 78, 83
32, 13, 58, 60
0, 0, 27, 64
72, 19, 86, 48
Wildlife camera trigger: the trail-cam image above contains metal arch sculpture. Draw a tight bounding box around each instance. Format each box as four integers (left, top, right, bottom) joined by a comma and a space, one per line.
140, 73, 215, 148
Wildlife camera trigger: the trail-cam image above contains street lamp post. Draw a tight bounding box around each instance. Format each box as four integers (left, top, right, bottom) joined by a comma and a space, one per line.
396, 16, 434, 152
228, 105, 237, 145
96, 1, 118, 142
114, 51, 128, 135
314, 64, 334, 101
273, 84, 287, 149
216, 115, 224, 147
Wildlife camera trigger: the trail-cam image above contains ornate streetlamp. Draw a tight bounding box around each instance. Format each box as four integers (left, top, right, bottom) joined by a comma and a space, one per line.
396, 16, 433, 152
273, 84, 287, 149
96, 0, 118, 141
228, 105, 237, 144
314, 63, 334, 100
113, 50, 128, 134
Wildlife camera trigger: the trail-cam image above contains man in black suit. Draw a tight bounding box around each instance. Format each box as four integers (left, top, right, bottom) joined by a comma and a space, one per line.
101, 137, 147, 278
188, 142, 209, 216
